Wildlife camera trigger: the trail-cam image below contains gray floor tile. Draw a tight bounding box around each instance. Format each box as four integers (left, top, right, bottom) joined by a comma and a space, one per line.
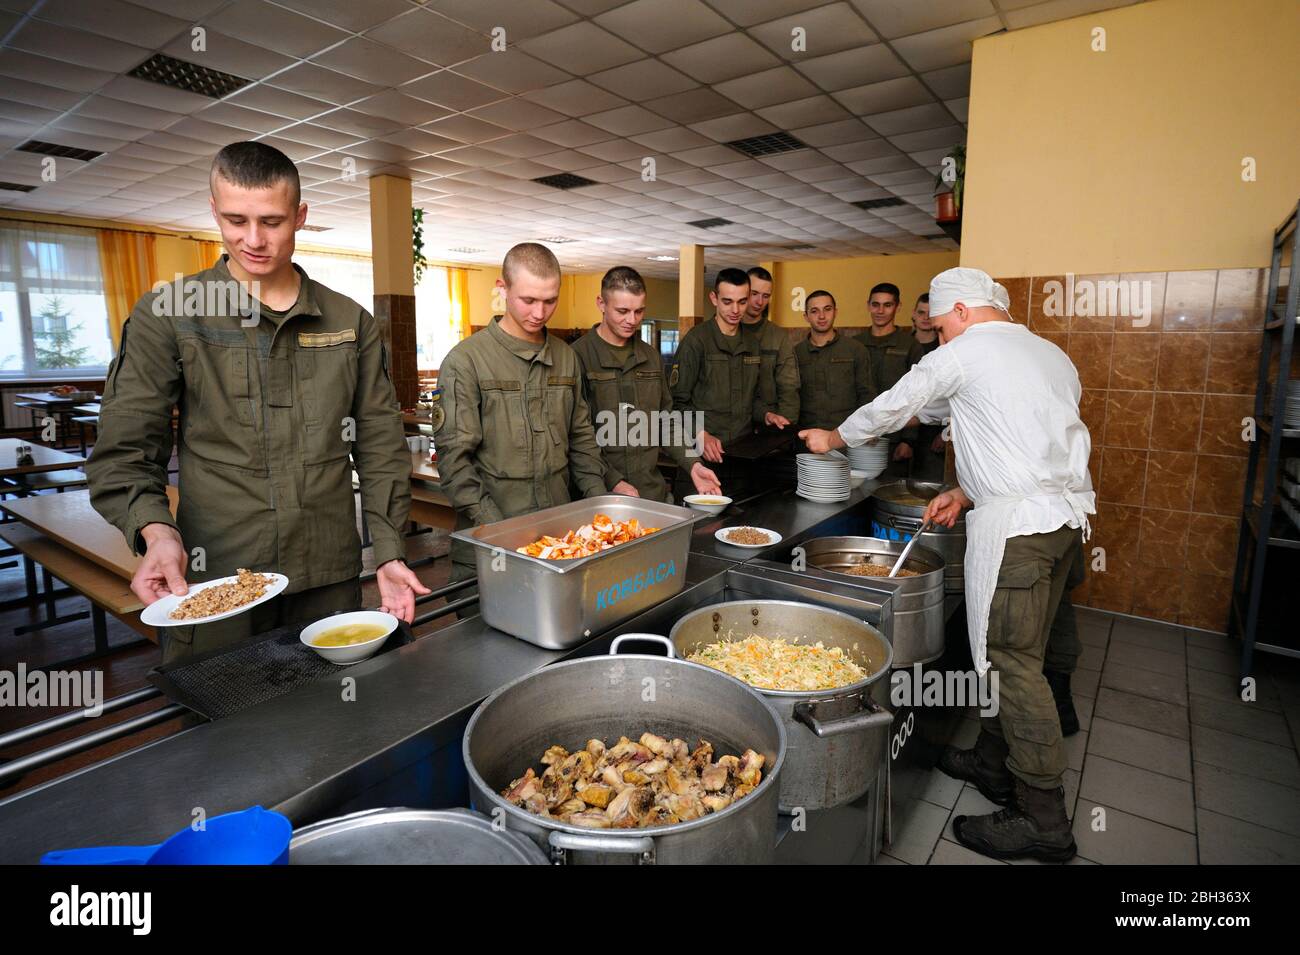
1064, 767, 1081, 814
873, 852, 909, 864
1073, 665, 1101, 699
1079, 625, 1110, 649
1185, 629, 1239, 653
1079, 755, 1195, 832
886, 796, 951, 864
1094, 687, 1189, 739
930, 837, 1008, 865
1064, 728, 1088, 772
1073, 800, 1197, 864
1107, 640, 1185, 676
1077, 642, 1105, 673
1088, 717, 1192, 780
1187, 644, 1238, 675
1194, 762, 1300, 837
1073, 692, 1095, 733
917, 766, 964, 810
1197, 808, 1300, 865
1190, 723, 1300, 789
1189, 667, 1281, 712
1101, 661, 1188, 706
1110, 618, 1186, 654
1076, 607, 1115, 632
1189, 693, 1292, 746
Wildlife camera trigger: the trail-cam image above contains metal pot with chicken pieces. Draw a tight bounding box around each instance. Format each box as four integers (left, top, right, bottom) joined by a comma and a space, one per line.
501, 733, 765, 829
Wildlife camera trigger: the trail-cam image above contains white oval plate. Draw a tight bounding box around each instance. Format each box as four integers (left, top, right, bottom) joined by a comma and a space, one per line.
141, 572, 289, 627
714, 527, 782, 548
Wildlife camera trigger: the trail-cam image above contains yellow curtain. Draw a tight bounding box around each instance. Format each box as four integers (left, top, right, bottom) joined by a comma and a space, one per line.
96, 230, 157, 349
448, 267, 470, 342
196, 239, 224, 269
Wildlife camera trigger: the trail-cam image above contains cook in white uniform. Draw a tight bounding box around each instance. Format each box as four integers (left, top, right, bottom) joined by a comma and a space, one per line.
799, 266, 1094, 863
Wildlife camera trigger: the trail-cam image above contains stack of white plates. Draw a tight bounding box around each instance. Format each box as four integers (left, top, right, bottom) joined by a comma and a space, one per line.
1284, 380, 1300, 428
845, 441, 890, 480
797, 452, 851, 502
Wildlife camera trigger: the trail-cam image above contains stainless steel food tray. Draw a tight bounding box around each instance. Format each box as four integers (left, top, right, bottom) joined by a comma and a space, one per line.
449, 495, 699, 649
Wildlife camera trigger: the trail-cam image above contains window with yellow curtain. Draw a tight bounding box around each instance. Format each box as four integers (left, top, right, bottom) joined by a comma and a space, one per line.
97, 228, 157, 352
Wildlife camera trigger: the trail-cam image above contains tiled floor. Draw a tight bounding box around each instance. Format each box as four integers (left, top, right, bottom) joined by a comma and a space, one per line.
880, 608, 1300, 865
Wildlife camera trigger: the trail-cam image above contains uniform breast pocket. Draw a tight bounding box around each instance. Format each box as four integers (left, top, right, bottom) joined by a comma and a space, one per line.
178, 339, 259, 468
545, 376, 575, 449
828, 357, 857, 405
633, 369, 662, 411
702, 355, 730, 404
481, 380, 528, 459
585, 370, 620, 417
299, 341, 358, 463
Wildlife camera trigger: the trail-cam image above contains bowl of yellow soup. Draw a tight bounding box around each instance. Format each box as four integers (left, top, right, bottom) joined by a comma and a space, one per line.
300, 610, 399, 664
682, 494, 732, 515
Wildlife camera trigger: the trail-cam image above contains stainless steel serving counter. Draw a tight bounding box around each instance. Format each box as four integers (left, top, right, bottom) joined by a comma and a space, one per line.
0, 482, 909, 864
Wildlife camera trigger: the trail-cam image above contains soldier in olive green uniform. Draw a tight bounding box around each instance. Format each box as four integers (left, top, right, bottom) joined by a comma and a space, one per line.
908, 292, 946, 480
88, 143, 421, 664
853, 282, 924, 473
742, 267, 800, 427
434, 244, 606, 584
794, 290, 876, 436
573, 267, 720, 503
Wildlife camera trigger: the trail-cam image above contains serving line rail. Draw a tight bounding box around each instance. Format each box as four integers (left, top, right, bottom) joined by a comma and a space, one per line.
0, 485, 944, 863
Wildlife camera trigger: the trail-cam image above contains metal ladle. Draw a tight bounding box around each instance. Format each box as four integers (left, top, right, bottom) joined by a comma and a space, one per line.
888, 517, 933, 578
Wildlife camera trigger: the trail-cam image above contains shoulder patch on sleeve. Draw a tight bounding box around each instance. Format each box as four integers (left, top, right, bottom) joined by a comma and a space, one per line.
669, 364, 679, 387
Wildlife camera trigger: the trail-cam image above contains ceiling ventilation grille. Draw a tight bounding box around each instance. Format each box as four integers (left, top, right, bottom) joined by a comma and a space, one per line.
686, 217, 732, 229
531, 172, 597, 190
725, 131, 807, 158
852, 197, 907, 210
299, 224, 331, 232
538, 236, 576, 243
0, 181, 36, 192
448, 247, 485, 254
128, 53, 251, 99
17, 140, 104, 162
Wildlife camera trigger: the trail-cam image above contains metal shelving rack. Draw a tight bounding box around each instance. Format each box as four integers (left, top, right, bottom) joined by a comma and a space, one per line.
1230, 199, 1300, 678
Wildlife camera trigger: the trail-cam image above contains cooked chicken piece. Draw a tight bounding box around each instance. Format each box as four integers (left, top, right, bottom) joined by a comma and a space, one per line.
523, 793, 549, 816
640, 732, 671, 756
605, 786, 634, 824
670, 738, 690, 765
732, 783, 755, 799
689, 740, 714, 773
642, 805, 678, 826
623, 769, 650, 785
540, 745, 569, 766
556, 749, 593, 783
600, 765, 626, 790
569, 811, 613, 828
607, 739, 653, 763
578, 784, 614, 808
664, 766, 689, 796
628, 787, 655, 820
716, 754, 741, 777
702, 793, 732, 813
700, 762, 728, 792
547, 780, 573, 806
665, 793, 706, 821
639, 757, 669, 775
737, 749, 765, 787
556, 798, 586, 816
504, 768, 540, 803
586, 738, 606, 760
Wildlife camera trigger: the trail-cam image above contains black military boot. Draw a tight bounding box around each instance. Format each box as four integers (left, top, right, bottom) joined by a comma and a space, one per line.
937, 730, 1014, 806
952, 777, 1077, 863
1044, 669, 1080, 737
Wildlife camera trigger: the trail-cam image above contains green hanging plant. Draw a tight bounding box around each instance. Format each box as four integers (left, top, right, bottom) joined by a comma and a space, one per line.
412, 207, 428, 286
933, 144, 966, 216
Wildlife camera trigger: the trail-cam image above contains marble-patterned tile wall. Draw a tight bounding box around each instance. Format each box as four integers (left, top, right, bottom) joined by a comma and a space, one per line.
995, 268, 1270, 632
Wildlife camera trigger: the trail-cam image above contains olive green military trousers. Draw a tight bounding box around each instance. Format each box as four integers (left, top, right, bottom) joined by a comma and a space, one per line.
1043, 536, 1086, 675
160, 576, 363, 665
979, 524, 1081, 790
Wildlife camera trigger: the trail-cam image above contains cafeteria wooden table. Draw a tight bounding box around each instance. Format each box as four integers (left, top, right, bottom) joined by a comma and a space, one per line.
0, 438, 86, 479
12, 391, 96, 448
409, 451, 454, 530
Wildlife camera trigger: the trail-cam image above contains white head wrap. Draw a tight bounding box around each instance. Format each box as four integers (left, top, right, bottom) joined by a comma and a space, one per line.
928, 267, 1011, 318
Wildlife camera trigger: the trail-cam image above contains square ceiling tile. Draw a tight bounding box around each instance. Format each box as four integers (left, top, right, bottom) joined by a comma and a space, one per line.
532, 148, 595, 170
820, 138, 899, 162
749, 2, 879, 57
310, 108, 404, 137
9, 19, 149, 72
454, 50, 573, 95
833, 76, 935, 116
688, 112, 777, 143
864, 102, 953, 136
714, 66, 817, 110
920, 63, 971, 100
0, 76, 82, 112
521, 79, 627, 118
529, 119, 617, 148
794, 43, 911, 91
160, 31, 296, 81
268, 63, 384, 107
643, 88, 739, 125
54, 113, 151, 141
479, 133, 568, 158
890, 16, 1003, 72
271, 0, 412, 33
75, 93, 183, 130
194, 102, 285, 134
96, 74, 213, 115
402, 70, 511, 112
588, 59, 698, 101
275, 123, 367, 150
38, 0, 188, 47
428, 0, 579, 41
1004, 0, 1135, 30
519, 23, 642, 75
364, 9, 487, 67
576, 138, 648, 162
848, 0, 997, 39
467, 98, 569, 132
0, 48, 114, 93
225, 85, 333, 122
310, 37, 435, 87
208, 0, 349, 59
354, 91, 450, 126
791, 118, 875, 146
378, 127, 463, 154
888, 125, 963, 151
629, 126, 714, 152
756, 95, 852, 130
664, 32, 784, 85
585, 104, 676, 137
594, 0, 731, 54
944, 97, 968, 123
422, 114, 513, 145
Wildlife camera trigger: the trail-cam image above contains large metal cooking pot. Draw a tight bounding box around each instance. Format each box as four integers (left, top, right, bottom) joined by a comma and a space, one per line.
668, 601, 892, 813
289, 808, 548, 864
801, 537, 945, 667
464, 635, 786, 865
872, 480, 966, 596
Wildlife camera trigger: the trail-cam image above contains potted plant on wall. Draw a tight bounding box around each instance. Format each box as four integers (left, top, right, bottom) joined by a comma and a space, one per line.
934, 144, 965, 224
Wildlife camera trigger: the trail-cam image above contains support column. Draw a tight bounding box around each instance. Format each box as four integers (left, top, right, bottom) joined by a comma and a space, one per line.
368, 174, 418, 409
678, 243, 705, 335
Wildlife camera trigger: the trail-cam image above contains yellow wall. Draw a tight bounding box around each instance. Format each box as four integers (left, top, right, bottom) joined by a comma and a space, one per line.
962, 0, 1300, 277
768, 251, 960, 328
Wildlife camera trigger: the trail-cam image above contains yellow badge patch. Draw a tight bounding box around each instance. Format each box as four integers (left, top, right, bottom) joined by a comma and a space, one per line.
298, 329, 357, 347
